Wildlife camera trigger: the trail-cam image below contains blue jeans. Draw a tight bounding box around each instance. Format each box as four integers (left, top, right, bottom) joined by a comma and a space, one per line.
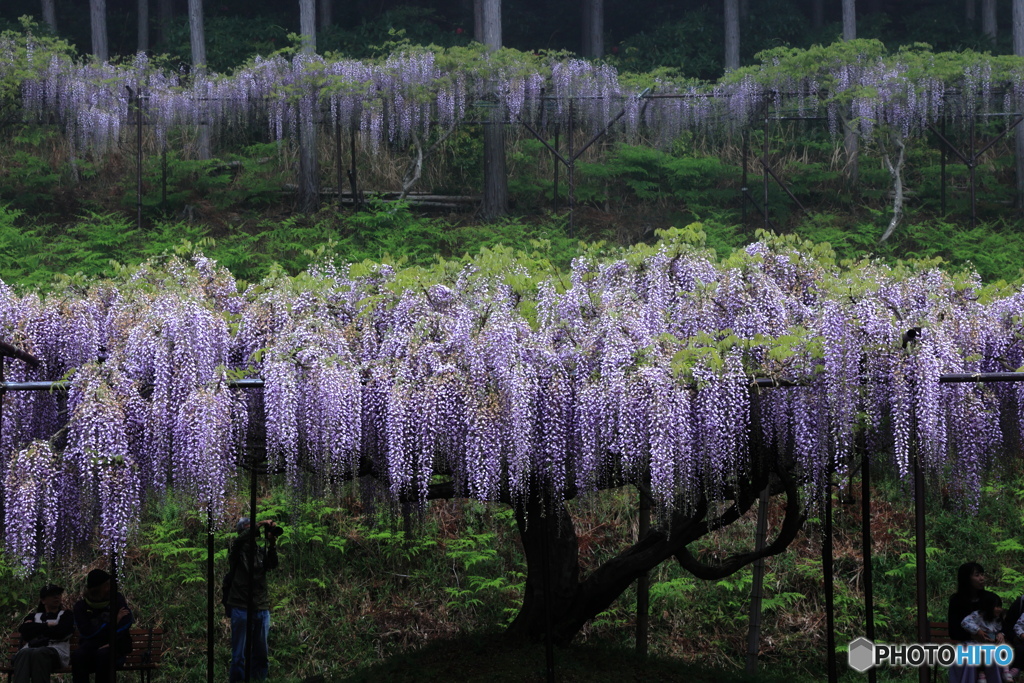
230, 608, 270, 682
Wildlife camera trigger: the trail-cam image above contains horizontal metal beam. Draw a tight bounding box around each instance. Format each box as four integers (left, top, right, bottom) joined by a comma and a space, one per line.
0, 378, 265, 392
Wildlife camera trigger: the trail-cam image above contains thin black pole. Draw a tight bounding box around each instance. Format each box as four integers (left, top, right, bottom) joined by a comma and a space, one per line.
335, 115, 344, 208
913, 416, 929, 683
824, 484, 837, 683
109, 551, 118, 683
160, 142, 167, 211
940, 117, 947, 216
861, 442, 877, 683
763, 111, 770, 231
742, 128, 749, 223
207, 503, 215, 683
245, 459, 258, 683
540, 498, 555, 683
136, 91, 143, 231
568, 100, 576, 239
636, 487, 650, 659
553, 128, 559, 206
970, 116, 977, 229
746, 484, 770, 676
349, 128, 359, 207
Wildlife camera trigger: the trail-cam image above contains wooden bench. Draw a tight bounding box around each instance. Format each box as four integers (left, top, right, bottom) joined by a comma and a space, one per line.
1, 628, 164, 683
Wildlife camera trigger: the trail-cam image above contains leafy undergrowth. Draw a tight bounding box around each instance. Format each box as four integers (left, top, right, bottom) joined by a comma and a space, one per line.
0, 471, 1022, 681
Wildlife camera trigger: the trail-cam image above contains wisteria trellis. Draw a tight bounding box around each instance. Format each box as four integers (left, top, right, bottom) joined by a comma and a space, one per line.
7, 30, 1024, 155
1, 234, 1023, 572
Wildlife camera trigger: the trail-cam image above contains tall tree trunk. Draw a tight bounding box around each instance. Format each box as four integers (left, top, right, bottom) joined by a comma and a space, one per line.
188, 0, 210, 159
298, 0, 320, 213
138, 0, 150, 53
581, 0, 603, 59
91, 0, 109, 62
842, 0, 856, 40
982, 0, 997, 40
479, 0, 508, 221
724, 0, 740, 71
41, 0, 57, 32
967, 0, 976, 22
811, 0, 823, 29
158, 0, 174, 47
1014, 0, 1024, 212
474, 0, 484, 42
318, 0, 332, 32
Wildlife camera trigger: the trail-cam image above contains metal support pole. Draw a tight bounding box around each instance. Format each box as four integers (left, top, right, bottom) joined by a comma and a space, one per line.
940, 117, 947, 216
541, 498, 555, 683
568, 100, 576, 239
245, 457, 258, 683
553, 128, 559, 206
742, 129, 749, 223
824, 484, 837, 683
636, 488, 651, 659
913, 428, 929, 683
745, 485, 770, 676
861, 442, 877, 683
349, 128, 359, 207
335, 116, 344, 208
763, 112, 770, 231
207, 504, 215, 683
161, 142, 167, 211
109, 551, 118, 683
136, 91, 143, 231
970, 117, 977, 229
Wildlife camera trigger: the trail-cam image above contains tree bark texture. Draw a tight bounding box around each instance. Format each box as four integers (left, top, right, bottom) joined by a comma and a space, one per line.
842, 0, 856, 41
138, 0, 150, 53
966, 0, 976, 22
879, 136, 906, 244
581, 0, 604, 59
1014, 0, 1024, 211
318, 0, 332, 32
811, 0, 823, 29
474, 0, 484, 42
724, 0, 740, 71
300, 0, 317, 54
41, 0, 57, 32
479, 0, 508, 220
504, 468, 804, 644
844, 118, 859, 188
983, 0, 997, 40
189, 0, 206, 68
91, 0, 109, 62
158, 0, 174, 47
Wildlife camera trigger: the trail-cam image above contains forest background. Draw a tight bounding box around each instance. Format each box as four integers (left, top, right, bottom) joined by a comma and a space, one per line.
3, 0, 1024, 681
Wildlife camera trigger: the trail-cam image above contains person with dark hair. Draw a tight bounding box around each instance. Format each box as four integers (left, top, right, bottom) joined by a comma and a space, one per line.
70, 568, 133, 683
12, 584, 73, 683
224, 517, 279, 683
948, 562, 1004, 683
962, 593, 1014, 682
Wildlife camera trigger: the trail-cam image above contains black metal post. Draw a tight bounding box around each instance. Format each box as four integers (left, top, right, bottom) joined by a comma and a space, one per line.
136, 91, 143, 231
540, 497, 555, 683
335, 115, 344, 208
636, 487, 651, 659
207, 503, 215, 683
109, 551, 119, 683
245, 457, 258, 683
913, 420, 929, 683
763, 111, 770, 231
742, 128, 749, 223
349, 128, 359, 207
746, 484, 770, 676
824, 483, 837, 683
970, 117, 977, 229
940, 117, 947, 216
568, 100, 575, 239
160, 142, 167, 211
553, 128, 559, 206
861, 441, 877, 683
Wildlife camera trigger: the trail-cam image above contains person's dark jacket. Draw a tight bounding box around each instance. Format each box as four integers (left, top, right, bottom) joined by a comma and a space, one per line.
948, 589, 999, 642
72, 592, 133, 656
225, 528, 279, 612
19, 606, 74, 647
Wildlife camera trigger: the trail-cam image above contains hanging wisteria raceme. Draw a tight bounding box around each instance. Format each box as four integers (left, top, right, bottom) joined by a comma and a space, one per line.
10, 31, 1024, 157
4, 236, 1024, 566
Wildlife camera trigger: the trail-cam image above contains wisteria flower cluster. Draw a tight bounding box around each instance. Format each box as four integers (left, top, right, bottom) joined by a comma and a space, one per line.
1, 236, 1023, 570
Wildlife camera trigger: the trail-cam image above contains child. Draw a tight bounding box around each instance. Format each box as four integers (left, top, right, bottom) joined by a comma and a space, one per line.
962, 593, 1014, 682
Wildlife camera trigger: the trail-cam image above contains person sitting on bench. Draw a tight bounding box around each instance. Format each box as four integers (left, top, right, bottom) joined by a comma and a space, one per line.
13, 584, 73, 683
71, 569, 133, 683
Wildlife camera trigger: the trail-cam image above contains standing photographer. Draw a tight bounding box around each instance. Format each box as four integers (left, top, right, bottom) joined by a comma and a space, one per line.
223, 517, 280, 683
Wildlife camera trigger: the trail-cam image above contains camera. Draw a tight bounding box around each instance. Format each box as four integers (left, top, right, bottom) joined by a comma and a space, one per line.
258, 521, 283, 538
